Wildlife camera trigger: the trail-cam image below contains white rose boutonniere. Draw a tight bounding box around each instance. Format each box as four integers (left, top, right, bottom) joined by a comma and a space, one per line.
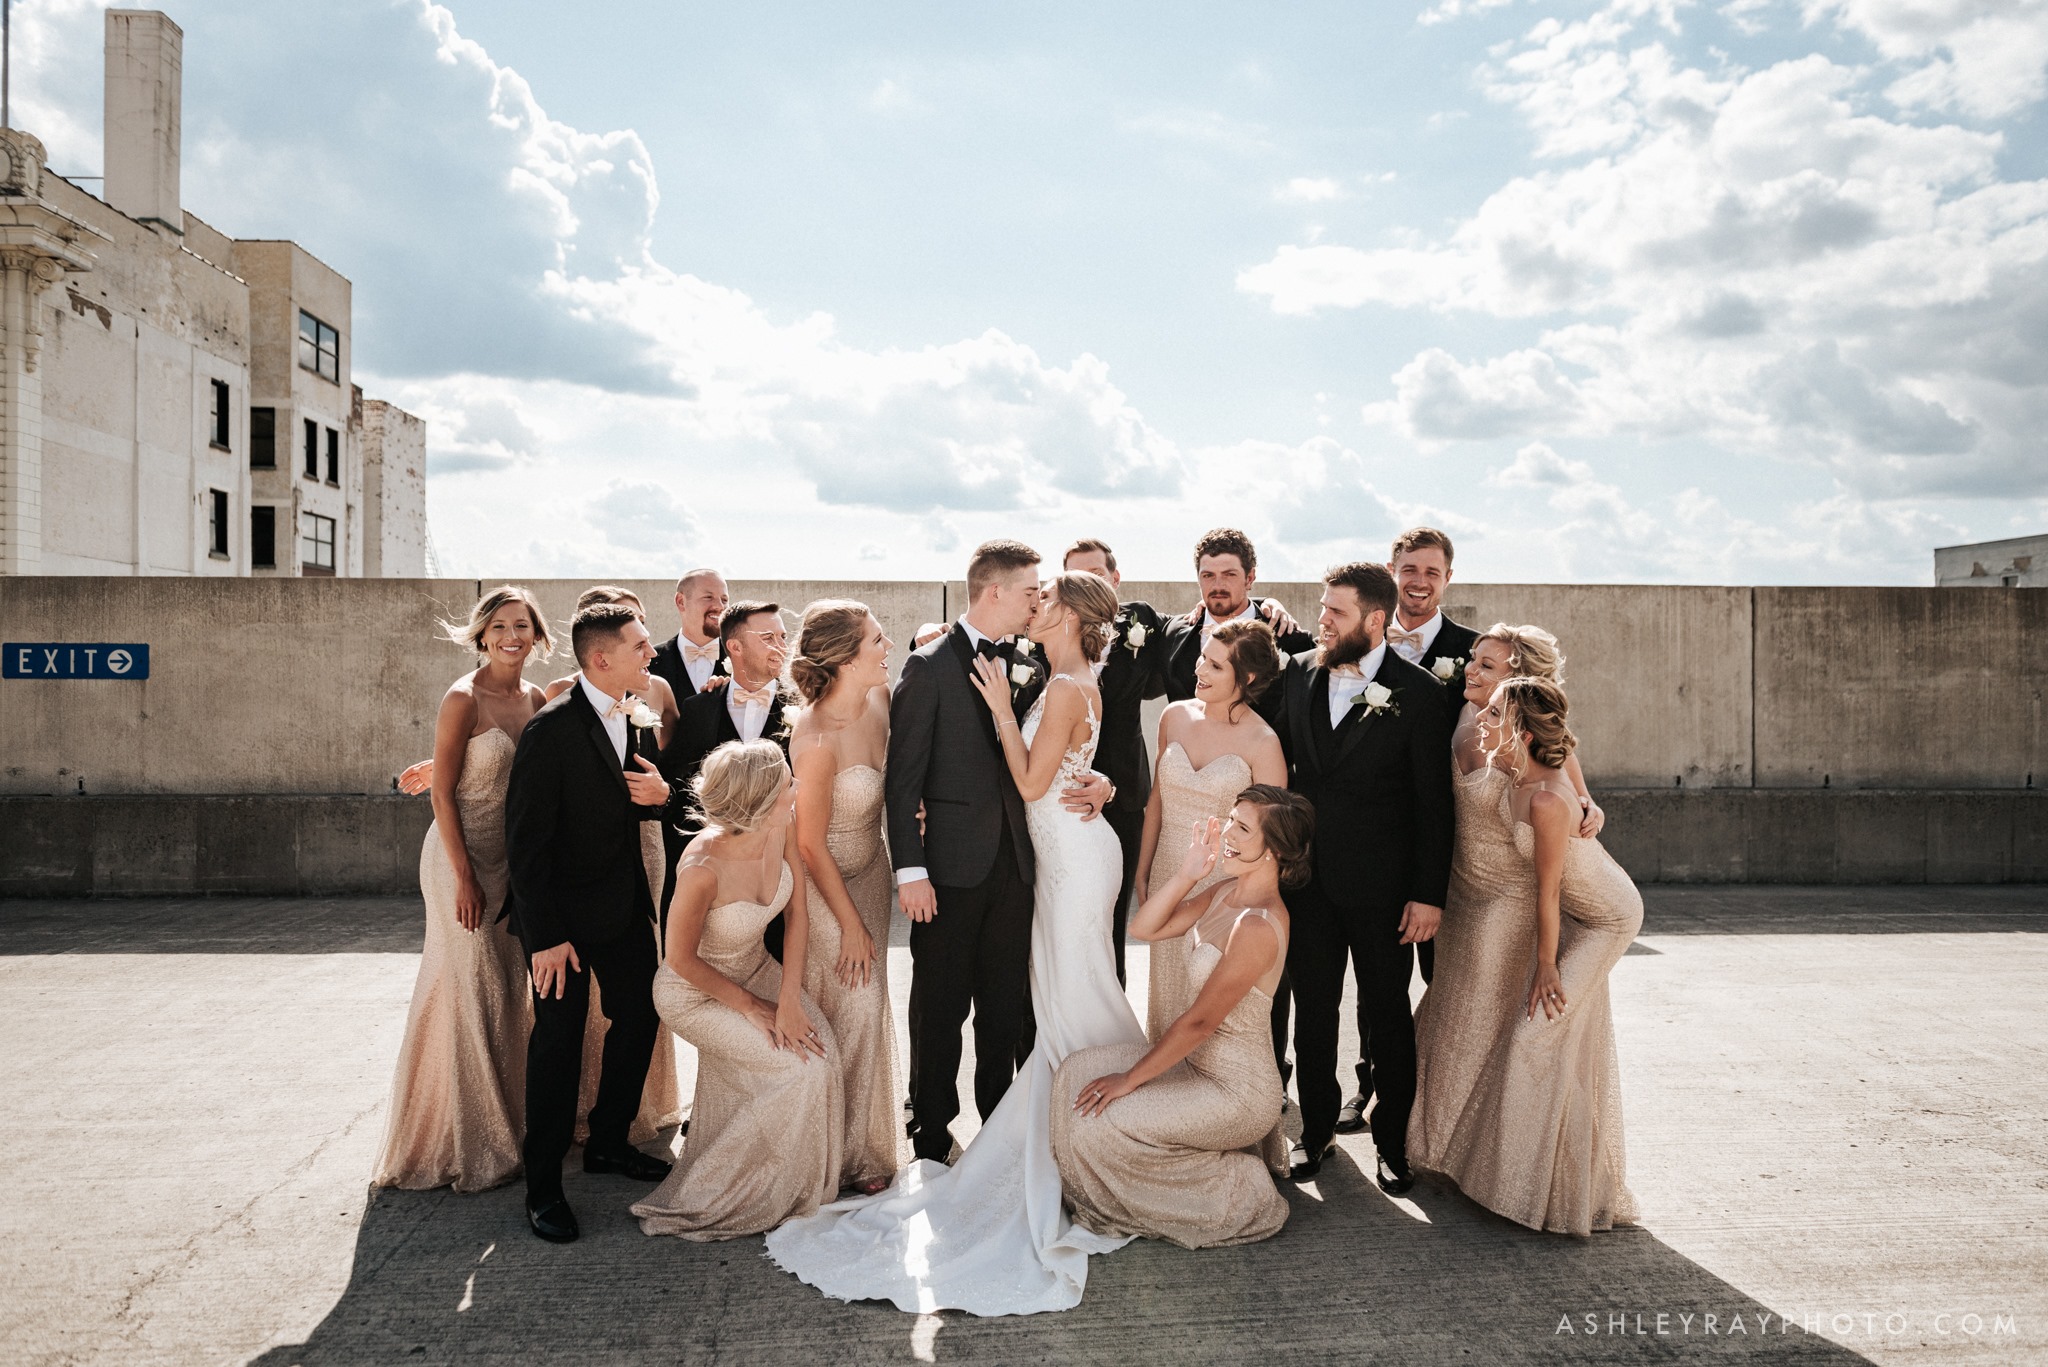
1431, 656, 1464, 682
1123, 617, 1149, 656
1353, 681, 1399, 717
628, 700, 661, 732
1009, 662, 1035, 688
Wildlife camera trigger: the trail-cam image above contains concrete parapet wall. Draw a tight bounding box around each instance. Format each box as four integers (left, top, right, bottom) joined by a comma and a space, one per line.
4, 790, 2039, 895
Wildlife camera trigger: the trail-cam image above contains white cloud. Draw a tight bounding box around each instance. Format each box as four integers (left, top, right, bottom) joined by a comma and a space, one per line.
1809, 0, 2048, 119
1276, 176, 1344, 203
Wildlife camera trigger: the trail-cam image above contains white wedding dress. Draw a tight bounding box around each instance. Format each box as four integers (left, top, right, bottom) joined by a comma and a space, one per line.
765, 676, 1148, 1315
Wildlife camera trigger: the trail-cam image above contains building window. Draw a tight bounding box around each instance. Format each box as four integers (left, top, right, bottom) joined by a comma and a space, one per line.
250, 407, 275, 469
298, 310, 340, 383
325, 427, 340, 485
251, 505, 276, 568
210, 380, 232, 450
208, 489, 230, 558
303, 512, 336, 575
304, 418, 319, 478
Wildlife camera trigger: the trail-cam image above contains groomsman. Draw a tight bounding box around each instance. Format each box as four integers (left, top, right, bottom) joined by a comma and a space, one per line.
1333, 527, 1476, 1136
649, 568, 731, 703
505, 603, 676, 1242
1271, 561, 1453, 1193
1062, 538, 1168, 981
661, 601, 792, 945
1156, 528, 1314, 702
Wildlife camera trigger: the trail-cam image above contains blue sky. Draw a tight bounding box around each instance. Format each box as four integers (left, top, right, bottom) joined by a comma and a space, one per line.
25, 0, 2048, 582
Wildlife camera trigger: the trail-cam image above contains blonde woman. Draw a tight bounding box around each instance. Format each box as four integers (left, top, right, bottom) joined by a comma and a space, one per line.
374, 587, 553, 1192
785, 600, 900, 1194
632, 740, 843, 1239
1410, 676, 1642, 1234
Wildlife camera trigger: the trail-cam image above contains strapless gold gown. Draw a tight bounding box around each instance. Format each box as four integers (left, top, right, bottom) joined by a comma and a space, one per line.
1144, 742, 1250, 1038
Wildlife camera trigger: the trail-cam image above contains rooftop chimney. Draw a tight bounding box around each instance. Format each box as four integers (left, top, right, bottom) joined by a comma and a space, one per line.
102, 9, 182, 233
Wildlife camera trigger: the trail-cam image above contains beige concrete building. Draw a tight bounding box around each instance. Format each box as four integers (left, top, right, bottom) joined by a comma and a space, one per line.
1935, 534, 2047, 589
0, 8, 425, 579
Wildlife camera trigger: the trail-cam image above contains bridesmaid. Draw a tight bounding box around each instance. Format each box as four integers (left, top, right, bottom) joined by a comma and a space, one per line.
373, 586, 553, 1191
1133, 619, 1285, 1038
1051, 786, 1310, 1249
1412, 677, 1641, 1235
632, 740, 844, 1239
785, 601, 900, 1194
1454, 624, 1602, 834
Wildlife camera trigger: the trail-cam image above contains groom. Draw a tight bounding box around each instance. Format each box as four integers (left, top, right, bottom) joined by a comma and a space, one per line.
1273, 561, 1454, 1193
888, 539, 1110, 1163
505, 602, 677, 1242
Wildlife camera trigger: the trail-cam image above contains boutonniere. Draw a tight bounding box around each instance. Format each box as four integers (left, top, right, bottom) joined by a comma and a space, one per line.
628, 700, 661, 732
1431, 656, 1465, 682
1009, 661, 1034, 688
1121, 612, 1149, 656
1351, 681, 1398, 717
714, 655, 730, 676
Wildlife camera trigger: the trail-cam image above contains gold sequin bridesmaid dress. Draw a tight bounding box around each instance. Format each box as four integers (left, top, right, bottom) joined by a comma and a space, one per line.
1144, 742, 1250, 1038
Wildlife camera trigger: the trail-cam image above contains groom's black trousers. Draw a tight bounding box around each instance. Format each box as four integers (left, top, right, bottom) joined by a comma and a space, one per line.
907, 825, 1035, 1161
1287, 877, 1416, 1162
522, 921, 660, 1201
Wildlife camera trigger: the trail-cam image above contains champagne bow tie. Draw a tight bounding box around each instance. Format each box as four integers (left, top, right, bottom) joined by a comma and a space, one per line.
1328, 663, 1366, 680
603, 695, 633, 719
1387, 625, 1425, 653
731, 682, 774, 708
681, 639, 720, 665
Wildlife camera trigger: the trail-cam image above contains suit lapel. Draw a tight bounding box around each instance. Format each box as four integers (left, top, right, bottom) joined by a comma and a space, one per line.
1291, 663, 1325, 778
1334, 652, 1401, 766
575, 685, 632, 797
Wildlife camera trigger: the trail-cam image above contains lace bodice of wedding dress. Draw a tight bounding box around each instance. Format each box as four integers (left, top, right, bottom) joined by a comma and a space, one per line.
765, 675, 1149, 1315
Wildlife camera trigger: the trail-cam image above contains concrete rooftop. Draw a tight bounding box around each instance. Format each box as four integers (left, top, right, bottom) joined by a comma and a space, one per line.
4, 886, 2045, 1365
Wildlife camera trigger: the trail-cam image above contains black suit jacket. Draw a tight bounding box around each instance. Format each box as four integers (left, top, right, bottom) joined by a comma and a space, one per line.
505, 684, 667, 955
1415, 614, 1480, 706
648, 632, 727, 705
1274, 648, 1455, 915
1093, 601, 1170, 819
886, 628, 1045, 889
659, 682, 792, 839
1155, 597, 1316, 703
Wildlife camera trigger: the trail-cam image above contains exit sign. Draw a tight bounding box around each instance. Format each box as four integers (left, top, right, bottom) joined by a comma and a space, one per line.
3, 643, 151, 680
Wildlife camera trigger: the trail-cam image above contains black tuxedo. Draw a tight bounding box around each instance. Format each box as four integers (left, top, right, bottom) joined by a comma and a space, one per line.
1092, 602, 1171, 979
648, 631, 727, 705
887, 626, 1045, 1158
1274, 647, 1454, 1163
504, 682, 668, 1200
1155, 596, 1315, 703
659, 680, 792, 948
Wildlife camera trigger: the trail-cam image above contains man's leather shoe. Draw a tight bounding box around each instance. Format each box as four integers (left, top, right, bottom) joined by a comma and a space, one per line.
1376, 1153, 1414, 1196
1288, 1137, 1336, 1182
1335, 1093, 1369, 1134
583, 1144, 673, 1182
527, 1195, 579, 1243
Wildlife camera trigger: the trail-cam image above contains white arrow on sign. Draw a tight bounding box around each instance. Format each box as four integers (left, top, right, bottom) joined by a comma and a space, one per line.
107, 649, 133, 675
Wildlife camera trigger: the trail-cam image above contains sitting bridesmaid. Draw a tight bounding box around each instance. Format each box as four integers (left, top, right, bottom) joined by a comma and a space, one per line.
1051, 785, 1310, 1250
785, 601, 901, 1195
1133, 619, 1285, 1038
374, 586, 552, 1192
633, 740, 844, 1239
1415, 677, 1641, 1235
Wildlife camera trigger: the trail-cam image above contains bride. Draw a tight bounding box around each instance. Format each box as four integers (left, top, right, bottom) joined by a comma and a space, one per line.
766, 570, 1147, 1316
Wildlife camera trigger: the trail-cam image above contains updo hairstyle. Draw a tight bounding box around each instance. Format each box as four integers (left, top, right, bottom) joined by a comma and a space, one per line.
1209, 619, 1282, 717
1051, 570, 1120, 664
1236, 783, 1315, 889
1475, 622, 1565, 684
786, 599, 872, 706
1496, 676, 1577, 769
689, 740, 790, 834
442, 584, 555, 661
576, 583, 644, 616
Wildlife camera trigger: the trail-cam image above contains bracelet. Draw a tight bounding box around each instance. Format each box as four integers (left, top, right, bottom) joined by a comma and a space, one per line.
998, 719, 1019, 731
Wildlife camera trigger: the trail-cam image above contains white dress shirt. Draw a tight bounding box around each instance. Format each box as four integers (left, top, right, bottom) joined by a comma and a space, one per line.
678, 634, 720, 692
1386, 610, 1442, 665
726, 677, 778, 742
1327, 641, 1389, 729
580, 674, 629, 764
1201, 601, 1259, 639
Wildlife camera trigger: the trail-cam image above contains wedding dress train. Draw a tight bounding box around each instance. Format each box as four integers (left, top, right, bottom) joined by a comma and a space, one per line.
765, 678, 1147, 1315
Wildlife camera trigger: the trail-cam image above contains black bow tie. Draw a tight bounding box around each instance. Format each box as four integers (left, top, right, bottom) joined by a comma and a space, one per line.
975, 639, 1004, 662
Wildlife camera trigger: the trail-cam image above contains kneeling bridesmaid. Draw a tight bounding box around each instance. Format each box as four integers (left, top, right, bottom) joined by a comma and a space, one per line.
633, 741, 844, 1240
1051, 785, 1310, 1250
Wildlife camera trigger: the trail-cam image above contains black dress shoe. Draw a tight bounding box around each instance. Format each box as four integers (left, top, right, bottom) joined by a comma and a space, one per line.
1288, 1137, 1336, 1182
583, 1144, 674, 1182
1376, 1154, 1414, 1196
1335, 1093, 1369, 1134
527, 1195, 579, 1243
